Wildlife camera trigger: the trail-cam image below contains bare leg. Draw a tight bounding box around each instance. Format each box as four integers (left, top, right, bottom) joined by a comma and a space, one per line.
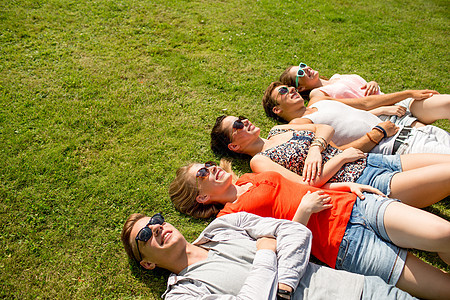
409, 94, 450, 124
400, 153, 450, 170
384, 202, 450, 299
396, 253, 450, 300
384, 202, 450, 261
389, 163, 450, 207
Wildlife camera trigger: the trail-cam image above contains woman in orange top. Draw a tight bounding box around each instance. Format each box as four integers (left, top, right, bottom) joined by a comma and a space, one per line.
169, 160, 450, 299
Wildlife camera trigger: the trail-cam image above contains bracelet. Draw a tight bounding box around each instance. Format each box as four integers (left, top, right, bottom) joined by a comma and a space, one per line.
366, 132, 379, 145
373, 125, 387, 139
310, 142, 324, 151
312, 138, 327, 150
277, 289, 292, 300
315, 136, 328, 147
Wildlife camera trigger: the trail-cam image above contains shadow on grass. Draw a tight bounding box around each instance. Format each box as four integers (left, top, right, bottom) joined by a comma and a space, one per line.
128, 258, 171, 298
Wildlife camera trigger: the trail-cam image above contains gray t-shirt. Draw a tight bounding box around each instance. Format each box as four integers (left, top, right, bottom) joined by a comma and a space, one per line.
179, 239, 257, 295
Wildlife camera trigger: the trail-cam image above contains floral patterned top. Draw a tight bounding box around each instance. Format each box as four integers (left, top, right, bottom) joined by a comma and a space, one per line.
259, 128, 366, 183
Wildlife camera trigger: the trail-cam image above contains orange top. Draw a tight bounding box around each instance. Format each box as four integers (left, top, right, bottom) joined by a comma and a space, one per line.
217, 172, 356, 268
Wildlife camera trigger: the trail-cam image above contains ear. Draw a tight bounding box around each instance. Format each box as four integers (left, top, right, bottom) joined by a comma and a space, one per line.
272, 106, 282, 115
196, 194, 211, 204
228, 143, 240, 152
140, 260, 156, 270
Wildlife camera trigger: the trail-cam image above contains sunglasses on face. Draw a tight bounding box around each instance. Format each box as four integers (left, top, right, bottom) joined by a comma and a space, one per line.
278, 86, 290, 95
135, 213, 165, 262
196, 161, 217, 179
295, 62, 307, 88
232, 116, 247, 131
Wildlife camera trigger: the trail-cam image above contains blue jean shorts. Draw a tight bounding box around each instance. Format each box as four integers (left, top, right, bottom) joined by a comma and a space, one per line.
356, 153, 402, 196
335, 193, 407, 285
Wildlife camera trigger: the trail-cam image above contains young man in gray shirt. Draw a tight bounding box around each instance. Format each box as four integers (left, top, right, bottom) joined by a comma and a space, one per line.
121, 211, 417, 299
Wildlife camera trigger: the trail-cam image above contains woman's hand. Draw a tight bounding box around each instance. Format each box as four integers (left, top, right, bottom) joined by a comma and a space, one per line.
378, 105, 407, 117
361, 81, 380, 96
339, 147, 366, 163
409, 89, 440, 100
299, 191, 332, 214
344, 182, 385, 199
377, 121, 399, 137
303, 146, 323, 182
256, 237, 277, 252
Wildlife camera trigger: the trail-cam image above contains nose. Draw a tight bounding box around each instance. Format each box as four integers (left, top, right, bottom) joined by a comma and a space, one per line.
151, 224, 163, 236
209, 165, 217, 174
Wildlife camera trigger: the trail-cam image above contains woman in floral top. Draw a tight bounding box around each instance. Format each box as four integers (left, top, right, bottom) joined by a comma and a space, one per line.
210, 115, 450, 208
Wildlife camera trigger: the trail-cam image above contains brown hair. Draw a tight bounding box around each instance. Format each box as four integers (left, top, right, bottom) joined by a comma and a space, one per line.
262, 81, 288, 123
280, 65, 327, 101
121, 213, 146, 265
169, 164, 223, 219
279, 66, 297, 88
210, 115, 237, 157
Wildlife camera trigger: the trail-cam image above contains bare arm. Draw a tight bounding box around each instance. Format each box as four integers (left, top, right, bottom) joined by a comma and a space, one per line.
290, 117, 399, 153
274, 122, 334, 181
309, 89, 439, 110
250, 147, 364, 187
368, 105, 406, 117
292, 191, 332, 225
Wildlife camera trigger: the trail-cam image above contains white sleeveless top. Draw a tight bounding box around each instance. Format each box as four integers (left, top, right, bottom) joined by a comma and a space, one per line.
303, 100, 399, 154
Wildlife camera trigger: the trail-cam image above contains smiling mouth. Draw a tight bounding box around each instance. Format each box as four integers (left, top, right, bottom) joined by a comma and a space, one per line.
162, 231, 171, 244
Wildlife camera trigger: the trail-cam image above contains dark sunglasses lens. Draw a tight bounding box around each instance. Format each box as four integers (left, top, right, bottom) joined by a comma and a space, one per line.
196, 167, 209, 178
279, 86, 289, 95
137, 227, 152, 242
204, 161, 217, 167
299, 63, 307, 68
297, 69, 305, 76
150, 214, 164, 225
233, 120, 244, 129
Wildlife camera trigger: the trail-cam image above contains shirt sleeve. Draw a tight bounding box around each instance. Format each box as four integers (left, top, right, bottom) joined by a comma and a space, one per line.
221, 212, 312, 291
164, 250, 279, 300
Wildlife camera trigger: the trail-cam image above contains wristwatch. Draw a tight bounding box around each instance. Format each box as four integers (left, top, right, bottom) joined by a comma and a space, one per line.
277, 288, 292, 300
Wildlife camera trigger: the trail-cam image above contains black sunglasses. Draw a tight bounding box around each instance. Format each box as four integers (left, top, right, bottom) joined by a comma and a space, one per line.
278, 86, 290, 95
196, 161, 217, 179
135, 213, 165, 262
232, 116, 247, 131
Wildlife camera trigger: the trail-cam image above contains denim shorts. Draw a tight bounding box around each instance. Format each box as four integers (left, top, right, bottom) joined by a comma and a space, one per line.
356, 153, 402, 196
335, 193, 407, 285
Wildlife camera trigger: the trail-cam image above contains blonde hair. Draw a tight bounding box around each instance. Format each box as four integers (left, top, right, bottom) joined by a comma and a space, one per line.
169, 159, 238, 219
121, 213, 146, 264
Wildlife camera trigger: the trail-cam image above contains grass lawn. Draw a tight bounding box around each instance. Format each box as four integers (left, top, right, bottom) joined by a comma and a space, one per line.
1, 0, 448, 298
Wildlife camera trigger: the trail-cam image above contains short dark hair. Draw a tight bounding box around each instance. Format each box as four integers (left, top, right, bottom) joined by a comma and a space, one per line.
262, 81, 287, 123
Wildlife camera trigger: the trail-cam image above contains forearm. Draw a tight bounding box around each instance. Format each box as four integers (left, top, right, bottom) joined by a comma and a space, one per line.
336, 128, 384, 152
165, 250, 279, 300
326, 90, 413, 110
322, 182, 352, 192
306, 155, 347, 187
292, 206, 312, 226
368, 107, 386, 116
313, 124, 334, 145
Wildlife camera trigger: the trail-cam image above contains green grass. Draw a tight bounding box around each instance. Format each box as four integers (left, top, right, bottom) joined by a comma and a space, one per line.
1, 0, 449, 298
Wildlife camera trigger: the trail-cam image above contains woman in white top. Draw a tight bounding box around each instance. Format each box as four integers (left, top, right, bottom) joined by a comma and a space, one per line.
279, 62, 449, 125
